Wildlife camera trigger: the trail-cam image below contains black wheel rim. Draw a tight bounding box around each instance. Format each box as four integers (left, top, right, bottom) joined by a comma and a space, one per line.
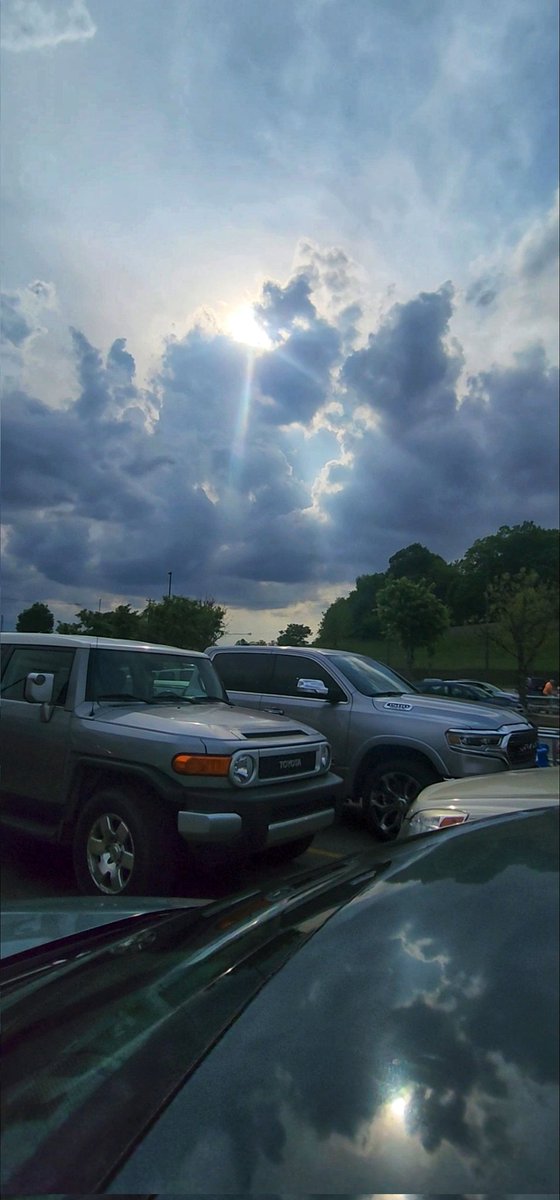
368, 770, 422, 835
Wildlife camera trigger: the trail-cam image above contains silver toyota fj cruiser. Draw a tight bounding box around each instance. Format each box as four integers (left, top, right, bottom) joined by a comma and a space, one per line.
0, 634, 340, 895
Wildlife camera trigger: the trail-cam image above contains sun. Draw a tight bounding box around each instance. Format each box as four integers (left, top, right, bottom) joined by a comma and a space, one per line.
226, 305, 271, 350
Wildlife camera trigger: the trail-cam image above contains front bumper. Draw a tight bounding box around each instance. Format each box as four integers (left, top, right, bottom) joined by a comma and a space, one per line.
175, 768, 343, 850
178, 805, 335, 845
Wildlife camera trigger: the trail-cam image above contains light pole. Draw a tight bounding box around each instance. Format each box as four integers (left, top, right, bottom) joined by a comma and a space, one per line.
167, 572, 172, 598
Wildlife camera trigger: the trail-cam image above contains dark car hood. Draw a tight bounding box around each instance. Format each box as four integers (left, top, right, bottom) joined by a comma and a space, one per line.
2, 811, 558, 1195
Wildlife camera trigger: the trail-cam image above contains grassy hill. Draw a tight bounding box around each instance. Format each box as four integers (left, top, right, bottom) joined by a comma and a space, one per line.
328, 622, 559, 688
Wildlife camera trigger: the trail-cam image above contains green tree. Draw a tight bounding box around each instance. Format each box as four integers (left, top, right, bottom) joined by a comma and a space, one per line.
315, 574, 387, 646
142, 595, 227, 650
277, 623, 312, 646
453, 523, 559, 622
56, 604, 142, 639
315, 597, 352, 647
16, 602, 54, 633
375, 577, 450, 673
345, 573, 386, 638
387, 543, 456, 606
485, 569, 559, 706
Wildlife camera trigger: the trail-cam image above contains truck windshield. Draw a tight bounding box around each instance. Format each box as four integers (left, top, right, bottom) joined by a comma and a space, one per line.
326, 652, 417, 697
86, 649, 228, 704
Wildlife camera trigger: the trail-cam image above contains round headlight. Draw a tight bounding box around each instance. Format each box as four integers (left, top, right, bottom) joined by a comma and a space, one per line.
231, 753, 256, 786
319, 744, 331, 771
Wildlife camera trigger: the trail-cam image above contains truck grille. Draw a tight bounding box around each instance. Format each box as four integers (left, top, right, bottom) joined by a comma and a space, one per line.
259, 750, 317, 780
507, 729, 538, 766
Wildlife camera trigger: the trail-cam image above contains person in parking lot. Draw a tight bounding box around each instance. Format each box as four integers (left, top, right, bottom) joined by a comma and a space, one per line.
543, 678, 557, 695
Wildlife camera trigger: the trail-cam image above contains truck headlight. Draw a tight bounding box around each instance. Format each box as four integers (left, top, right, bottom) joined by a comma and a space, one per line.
446, 730, 503, 751
230, 753, 257, 786
319, 744, 331, 771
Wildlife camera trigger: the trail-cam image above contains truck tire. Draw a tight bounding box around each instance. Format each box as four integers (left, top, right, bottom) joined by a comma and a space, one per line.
362, 758, 438, 841
72, 786, 179, 896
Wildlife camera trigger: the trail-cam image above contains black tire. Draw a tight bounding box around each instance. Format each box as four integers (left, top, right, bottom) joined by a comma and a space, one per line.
260, 835, 314, 863
72, 786, 179, 896
361, 758, 438, 841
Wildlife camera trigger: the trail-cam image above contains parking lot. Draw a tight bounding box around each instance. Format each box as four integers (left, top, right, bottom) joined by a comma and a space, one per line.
0, 811, 375, 903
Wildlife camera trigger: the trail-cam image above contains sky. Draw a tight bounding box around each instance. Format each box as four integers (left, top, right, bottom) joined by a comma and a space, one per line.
1, 0, 558, 641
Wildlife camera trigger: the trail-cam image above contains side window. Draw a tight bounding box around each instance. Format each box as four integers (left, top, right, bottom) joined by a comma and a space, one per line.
212, 652, 273, 694
0, 647, 75, 705
270, 655, 345, 700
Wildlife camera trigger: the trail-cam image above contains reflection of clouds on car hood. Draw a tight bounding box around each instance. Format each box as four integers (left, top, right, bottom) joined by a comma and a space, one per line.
109, 815, 558, 1194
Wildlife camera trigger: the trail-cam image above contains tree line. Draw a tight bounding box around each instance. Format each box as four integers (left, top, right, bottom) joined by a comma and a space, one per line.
13, 522, 559, 703
16, 595, 226, 652
314, 522, 558, 703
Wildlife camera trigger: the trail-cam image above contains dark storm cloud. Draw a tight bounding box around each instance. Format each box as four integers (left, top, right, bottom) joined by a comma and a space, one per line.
342, 284, 463, 431
1, 268, 558, 627
256, 320, 342, 424
317, 284, 557, 578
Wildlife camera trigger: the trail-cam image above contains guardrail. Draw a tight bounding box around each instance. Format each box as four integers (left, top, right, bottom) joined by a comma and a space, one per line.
526, 693, 559, 716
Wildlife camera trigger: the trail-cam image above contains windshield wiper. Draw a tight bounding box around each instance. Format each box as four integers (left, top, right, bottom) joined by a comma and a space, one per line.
95, 693, 147, 703
374, 690, 405, 697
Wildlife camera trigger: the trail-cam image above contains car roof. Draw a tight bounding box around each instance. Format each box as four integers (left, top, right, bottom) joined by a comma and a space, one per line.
1, 632, 207, 656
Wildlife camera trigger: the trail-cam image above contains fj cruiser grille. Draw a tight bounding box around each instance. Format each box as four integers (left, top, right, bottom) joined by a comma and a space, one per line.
259, 751, 317, 780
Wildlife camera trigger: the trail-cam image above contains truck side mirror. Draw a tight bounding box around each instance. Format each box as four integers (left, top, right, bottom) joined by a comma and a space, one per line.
297, 677, 343, 702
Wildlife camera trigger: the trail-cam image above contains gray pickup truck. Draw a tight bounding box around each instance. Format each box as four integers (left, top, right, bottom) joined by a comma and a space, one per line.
207, 645, 538, 838
0, 634, 340, 896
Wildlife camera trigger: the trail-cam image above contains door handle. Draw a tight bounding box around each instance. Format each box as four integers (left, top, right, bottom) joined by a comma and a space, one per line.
265, 706, 285, 715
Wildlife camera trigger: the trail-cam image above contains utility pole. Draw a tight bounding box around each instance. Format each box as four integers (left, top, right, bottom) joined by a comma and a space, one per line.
167, 572, 173, 598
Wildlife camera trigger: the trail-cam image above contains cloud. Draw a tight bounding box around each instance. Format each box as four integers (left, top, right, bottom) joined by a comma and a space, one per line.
1, 280, 57, 346
256, 273, 317, 339
0, 0, 96, 52
1, 251, 558, 631
458, 190, 559, 376
1, 293, 34, 346
342, 283, 462, 431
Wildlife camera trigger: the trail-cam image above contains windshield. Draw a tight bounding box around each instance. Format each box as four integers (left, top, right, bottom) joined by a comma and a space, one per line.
326, 652, 417, 697
85, 649, 228, 704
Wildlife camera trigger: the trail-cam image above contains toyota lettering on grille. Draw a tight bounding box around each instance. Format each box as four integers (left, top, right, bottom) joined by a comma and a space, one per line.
259, 750, 316, 779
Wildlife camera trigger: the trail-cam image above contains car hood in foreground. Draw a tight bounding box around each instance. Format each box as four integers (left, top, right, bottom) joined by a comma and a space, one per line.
2, 810, 558, 1195
0, 895, 209, 959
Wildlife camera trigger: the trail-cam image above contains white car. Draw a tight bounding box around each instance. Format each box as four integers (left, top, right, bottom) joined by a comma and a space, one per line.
399, 766, 559, 838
